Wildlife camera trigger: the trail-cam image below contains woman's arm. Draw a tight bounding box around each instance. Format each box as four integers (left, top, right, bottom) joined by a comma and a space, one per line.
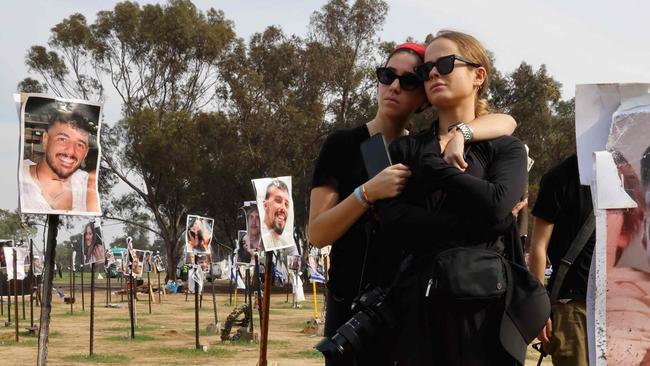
443, 113, 517, 170
309, 164, 411, 248
421, 136, 527, 222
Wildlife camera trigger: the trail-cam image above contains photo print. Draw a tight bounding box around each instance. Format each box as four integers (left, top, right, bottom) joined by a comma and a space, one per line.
17, 93, 103, 216
82, 220, 106, 266
576, 83, 650, 365
243, 201, 262, 254
3, 245, 27, 281
251, 176, 295, 252
185, 215, 214, 255
142, 251, 153, 273
236, 229, 254, 265
288, 255, 300, 271
153, 254, 164, 272
0, 240, 13, 268
33, 255, 44, 275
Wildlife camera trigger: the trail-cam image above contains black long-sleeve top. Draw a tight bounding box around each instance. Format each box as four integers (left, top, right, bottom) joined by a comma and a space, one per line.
372, 124, 528, 279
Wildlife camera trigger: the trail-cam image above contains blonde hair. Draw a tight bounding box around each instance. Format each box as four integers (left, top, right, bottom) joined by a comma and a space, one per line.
430, 30, 491, 116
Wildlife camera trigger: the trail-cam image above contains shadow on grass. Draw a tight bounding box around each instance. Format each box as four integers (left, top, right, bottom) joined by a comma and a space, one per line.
63, 353, 132, 364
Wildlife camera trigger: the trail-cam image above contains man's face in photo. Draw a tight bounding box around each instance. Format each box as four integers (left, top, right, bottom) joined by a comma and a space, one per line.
42, 121, 89, 179
247, 208, 260, 236
264, 186, 289, 235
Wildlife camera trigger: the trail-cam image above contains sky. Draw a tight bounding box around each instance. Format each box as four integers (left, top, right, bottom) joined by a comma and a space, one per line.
1, 0, 649, 251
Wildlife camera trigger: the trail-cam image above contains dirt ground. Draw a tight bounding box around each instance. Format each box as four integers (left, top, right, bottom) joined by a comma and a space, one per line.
0, 282, 551, 365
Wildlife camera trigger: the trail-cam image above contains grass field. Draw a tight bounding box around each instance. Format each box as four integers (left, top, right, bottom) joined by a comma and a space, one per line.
0, 281, 551, 365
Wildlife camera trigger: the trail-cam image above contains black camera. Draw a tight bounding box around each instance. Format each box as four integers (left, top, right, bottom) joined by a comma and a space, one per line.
314, 284, 397, 365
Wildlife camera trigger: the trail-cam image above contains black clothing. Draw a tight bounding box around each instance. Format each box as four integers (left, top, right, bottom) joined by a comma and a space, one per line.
313, 124, 396, 366
312, 124, 371, 302
378, 125, 530, 366
532, 154, 594, 300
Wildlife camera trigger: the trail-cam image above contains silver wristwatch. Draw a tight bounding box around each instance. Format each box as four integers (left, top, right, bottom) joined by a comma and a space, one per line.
448, 122, 474, 142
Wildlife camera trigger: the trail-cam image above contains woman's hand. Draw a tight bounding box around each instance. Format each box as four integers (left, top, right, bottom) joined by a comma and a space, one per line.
442, 130, 468, 171
364, 164, 411, 202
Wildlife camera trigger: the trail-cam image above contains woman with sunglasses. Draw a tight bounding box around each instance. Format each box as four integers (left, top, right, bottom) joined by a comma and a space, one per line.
379, 30, 548, 365
309, 42, 518, 365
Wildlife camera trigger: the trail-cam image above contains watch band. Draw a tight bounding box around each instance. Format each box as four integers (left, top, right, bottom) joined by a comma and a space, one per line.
447, 122, 474, 142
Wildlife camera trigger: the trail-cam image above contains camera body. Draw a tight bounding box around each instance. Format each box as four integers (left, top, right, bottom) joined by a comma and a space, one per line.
315, 284, 397, 365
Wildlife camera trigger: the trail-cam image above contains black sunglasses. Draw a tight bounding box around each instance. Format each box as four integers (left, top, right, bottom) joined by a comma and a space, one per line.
414, 54, 481, 81
376, 67, 422, 91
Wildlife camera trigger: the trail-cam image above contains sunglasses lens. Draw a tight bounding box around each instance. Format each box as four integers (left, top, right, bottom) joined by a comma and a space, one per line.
376, 68, 396, 86
437, 55, 455, 75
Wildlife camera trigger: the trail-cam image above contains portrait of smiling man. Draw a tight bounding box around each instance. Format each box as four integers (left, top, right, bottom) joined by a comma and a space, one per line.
253, 176, 295, 252
18, 95, 102, 215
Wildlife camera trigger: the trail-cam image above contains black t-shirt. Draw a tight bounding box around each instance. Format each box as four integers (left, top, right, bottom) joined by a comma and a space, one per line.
532, 154, 594, 300
311, 124, 370, 300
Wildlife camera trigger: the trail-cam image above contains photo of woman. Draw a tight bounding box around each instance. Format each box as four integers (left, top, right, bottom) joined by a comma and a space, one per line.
83, 221, 105, 266
185, 215, 214, 254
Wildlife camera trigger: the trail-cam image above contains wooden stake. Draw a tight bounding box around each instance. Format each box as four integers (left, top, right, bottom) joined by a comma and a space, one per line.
147, 271, 152, 314
194, 268, 200, 350
258, 252, 273, 366
80, 262, 85, 311
89, 263, 95, 356
210, 264, 218, 325
29, 239, 34, 329
13, 248, 19, 342
312, 281, 318, 320
37, 214, 59, 366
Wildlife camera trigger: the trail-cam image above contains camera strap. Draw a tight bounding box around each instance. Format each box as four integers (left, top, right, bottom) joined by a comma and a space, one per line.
548, 210, 595, 303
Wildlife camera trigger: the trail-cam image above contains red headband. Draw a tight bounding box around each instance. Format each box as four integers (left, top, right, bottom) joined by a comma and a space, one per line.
394, 42, 426, 60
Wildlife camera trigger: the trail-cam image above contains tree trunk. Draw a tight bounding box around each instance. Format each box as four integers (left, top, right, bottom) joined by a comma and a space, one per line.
165, 239, 179, 281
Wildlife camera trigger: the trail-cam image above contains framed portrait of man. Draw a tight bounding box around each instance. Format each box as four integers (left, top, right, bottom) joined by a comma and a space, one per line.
243, 201, 262, 253
251, 176, 295, 252
17, 93, 103, 216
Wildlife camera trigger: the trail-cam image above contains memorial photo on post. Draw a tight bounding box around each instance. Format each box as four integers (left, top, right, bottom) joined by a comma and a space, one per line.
18, 93, 103, 216
185, 215, 214, 254
576, 84, 650, 365
252, 176, 295, 252
0, 240, 13, 268
244, 203, 262, 253
236, 229, 254, 265
82, 221, 105, 266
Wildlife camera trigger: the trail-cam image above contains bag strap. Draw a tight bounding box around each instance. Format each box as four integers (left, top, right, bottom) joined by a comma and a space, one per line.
548, 210, 595, 303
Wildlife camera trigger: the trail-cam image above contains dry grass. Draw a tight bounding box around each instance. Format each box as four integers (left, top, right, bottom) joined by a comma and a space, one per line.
0, 285, 551, 365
